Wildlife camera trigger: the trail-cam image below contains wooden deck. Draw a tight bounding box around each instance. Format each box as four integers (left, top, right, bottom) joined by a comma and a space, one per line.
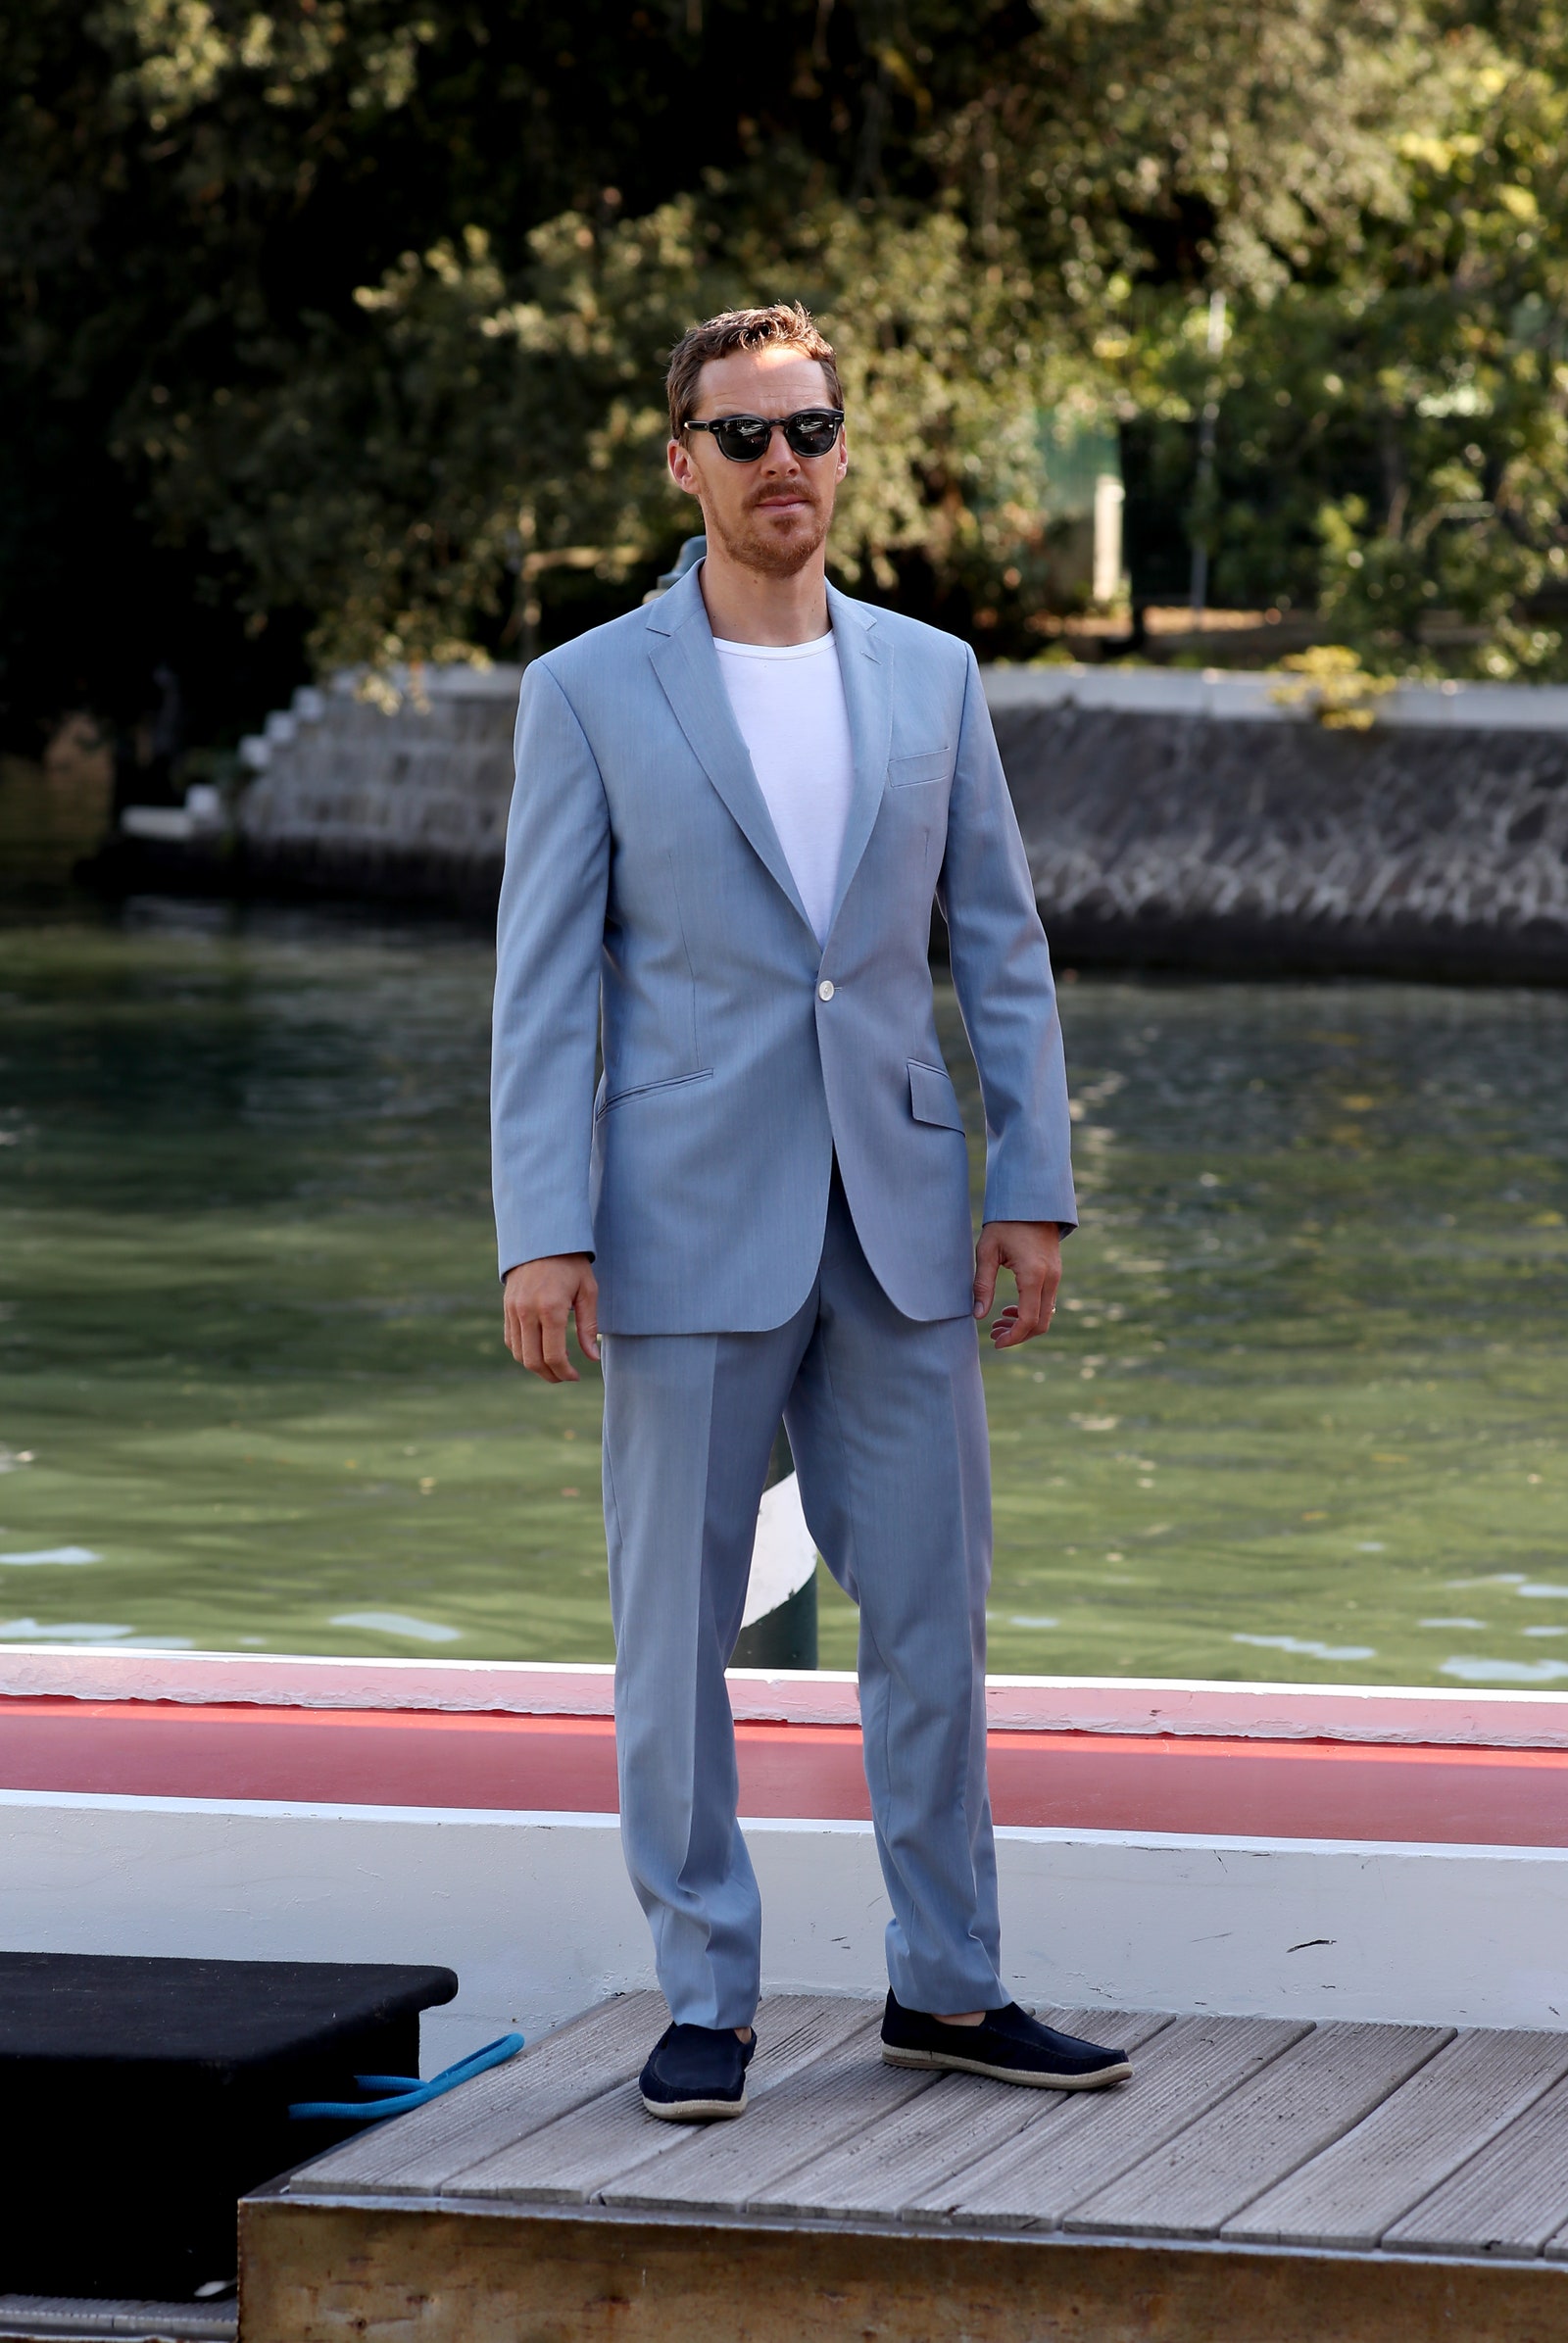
242, 1991, 1568, 2342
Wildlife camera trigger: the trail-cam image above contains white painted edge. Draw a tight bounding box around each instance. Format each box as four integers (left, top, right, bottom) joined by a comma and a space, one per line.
6, 1648, 1568, 1747
980, 662, 1568, 732
6, 1787, 1564, 1869
120, 806, 200, 843
327, 661, 524, 705
0, 1786, 624, 1826
283, 659, 1568, 734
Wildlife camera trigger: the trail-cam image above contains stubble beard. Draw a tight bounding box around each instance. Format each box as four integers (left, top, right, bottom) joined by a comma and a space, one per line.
706, 486, 831, 578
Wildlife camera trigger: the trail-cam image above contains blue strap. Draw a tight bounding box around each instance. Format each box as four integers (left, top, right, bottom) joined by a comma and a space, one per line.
289, 2030, 525, 2122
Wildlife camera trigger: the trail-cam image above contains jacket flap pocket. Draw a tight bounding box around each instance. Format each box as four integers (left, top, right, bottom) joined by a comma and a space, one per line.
888, 748, 950, 788
908, 1059, 966, 1132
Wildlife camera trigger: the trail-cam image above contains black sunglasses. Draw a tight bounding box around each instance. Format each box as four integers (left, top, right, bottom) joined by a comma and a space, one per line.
683, 407, 845, 463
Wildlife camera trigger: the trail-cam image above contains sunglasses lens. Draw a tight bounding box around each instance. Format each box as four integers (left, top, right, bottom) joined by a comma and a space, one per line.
712, 417, 771, 461
786, 413, 842, 457
702, 412, 843, 460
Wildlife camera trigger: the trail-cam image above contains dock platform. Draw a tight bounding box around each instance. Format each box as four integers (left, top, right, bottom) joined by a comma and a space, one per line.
244, 1990, 1568, 2341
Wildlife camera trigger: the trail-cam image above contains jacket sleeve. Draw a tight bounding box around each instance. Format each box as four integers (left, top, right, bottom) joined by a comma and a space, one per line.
491, 659, 612, 1278
936, 645, 1078, 1234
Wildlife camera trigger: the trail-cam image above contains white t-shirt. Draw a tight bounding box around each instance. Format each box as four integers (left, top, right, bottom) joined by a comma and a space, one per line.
712, 632, 855, 947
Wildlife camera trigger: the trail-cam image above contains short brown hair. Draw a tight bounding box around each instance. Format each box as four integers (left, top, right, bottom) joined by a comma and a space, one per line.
666, 303, 842, 437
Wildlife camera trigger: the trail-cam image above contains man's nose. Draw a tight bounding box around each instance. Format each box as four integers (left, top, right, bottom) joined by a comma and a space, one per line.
758, 422, 803, 464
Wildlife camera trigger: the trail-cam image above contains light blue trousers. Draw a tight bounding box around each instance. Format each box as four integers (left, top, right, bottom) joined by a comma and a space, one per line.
601, 1171, 1003, 2030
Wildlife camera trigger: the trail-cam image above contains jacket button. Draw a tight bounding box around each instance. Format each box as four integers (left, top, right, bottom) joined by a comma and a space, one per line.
817, 980, 835, 1001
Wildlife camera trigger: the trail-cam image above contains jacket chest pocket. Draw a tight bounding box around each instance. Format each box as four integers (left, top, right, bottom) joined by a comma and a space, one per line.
887, 748, 951, 789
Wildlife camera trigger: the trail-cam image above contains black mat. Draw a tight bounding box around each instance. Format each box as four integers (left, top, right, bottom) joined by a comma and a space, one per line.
0, 1953, 457, 2300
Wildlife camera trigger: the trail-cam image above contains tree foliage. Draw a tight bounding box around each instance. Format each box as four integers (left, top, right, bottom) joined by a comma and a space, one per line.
6, 0, 1568, 735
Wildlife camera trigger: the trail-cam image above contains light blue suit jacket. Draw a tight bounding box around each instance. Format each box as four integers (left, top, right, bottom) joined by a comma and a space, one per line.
491, 564, 1075, 1333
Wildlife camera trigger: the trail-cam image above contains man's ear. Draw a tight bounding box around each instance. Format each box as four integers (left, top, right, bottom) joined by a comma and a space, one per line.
667, 436, 701, 499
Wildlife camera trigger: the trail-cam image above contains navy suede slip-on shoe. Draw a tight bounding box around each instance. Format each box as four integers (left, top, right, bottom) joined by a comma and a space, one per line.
880, 1991, 1131, 2089
639, 2021, 756, 2121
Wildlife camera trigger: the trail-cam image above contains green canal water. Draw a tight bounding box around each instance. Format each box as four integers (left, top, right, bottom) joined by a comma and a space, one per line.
0, 903, 1564, 1684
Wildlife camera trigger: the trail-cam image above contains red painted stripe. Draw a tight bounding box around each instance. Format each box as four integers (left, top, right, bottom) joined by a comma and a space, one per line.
4, 1698, 1568, 1846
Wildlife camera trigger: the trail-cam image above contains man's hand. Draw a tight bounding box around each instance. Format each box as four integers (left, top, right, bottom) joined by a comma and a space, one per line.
972, 1221, 1061, 1349
503, 1254, 600, 1383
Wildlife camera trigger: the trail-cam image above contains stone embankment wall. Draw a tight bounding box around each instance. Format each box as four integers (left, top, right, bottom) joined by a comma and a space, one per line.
987, 668, 1568, 981
236, 664, 1568, 978
238, 670, 520, 913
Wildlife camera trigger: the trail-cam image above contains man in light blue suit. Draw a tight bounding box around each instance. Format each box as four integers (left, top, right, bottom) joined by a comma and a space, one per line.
493, 303, 1130, 2120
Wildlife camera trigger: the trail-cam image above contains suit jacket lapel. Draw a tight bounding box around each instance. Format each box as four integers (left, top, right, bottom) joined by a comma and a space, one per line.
824, 583, 891, 937
644, 568, 814, 935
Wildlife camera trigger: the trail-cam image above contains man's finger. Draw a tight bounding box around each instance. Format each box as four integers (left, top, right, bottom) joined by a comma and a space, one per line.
527, 1310, 564, 1381
541, 1305, 578, 1385
972, 1236, 1000, 1320
1010, 1262, 1048, 1342
575, 1284, 600, 1364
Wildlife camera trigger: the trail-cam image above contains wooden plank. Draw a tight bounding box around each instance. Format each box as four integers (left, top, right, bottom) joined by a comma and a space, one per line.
1227, 2027, 1568, 2251
445, 1994, 871, 2203
764, 2011, 1175, 2221
293, 1992, 663, 2196
243, 2194, 1568, 2343
1066, 2021, 1449, 2240
599, 2016, 937, 2212
1386, 2070, 1568, 2258
929, 2014, 1308, 2230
